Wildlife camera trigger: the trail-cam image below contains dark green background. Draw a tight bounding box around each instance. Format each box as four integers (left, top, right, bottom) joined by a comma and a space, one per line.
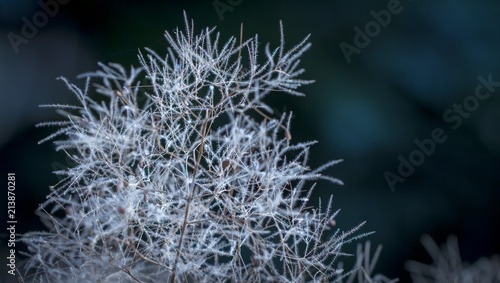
1, 0, 500, 281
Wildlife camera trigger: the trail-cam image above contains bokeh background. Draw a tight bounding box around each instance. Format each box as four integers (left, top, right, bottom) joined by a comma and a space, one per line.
1, 0, 500, 282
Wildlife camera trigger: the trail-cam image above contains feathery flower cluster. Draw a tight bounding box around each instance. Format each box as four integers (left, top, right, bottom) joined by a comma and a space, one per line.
336, 241, 397, 283
21, 15, 369, 282
406, 234, 500, 283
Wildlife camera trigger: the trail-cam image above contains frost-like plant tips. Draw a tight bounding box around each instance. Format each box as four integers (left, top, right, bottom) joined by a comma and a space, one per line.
22, 15, 368, 282
406, 234, 500, 283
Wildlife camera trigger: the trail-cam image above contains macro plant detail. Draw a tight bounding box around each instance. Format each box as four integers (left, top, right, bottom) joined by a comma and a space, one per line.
20, 14, 370, 282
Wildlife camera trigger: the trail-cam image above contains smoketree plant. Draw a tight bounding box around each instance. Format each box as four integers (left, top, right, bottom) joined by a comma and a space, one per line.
406, 234, 500, 282
20, 14, 377, 282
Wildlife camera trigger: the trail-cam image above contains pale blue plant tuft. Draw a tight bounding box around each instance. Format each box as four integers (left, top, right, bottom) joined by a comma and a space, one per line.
406, 234, 500, 283
20, 14, 378, 282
